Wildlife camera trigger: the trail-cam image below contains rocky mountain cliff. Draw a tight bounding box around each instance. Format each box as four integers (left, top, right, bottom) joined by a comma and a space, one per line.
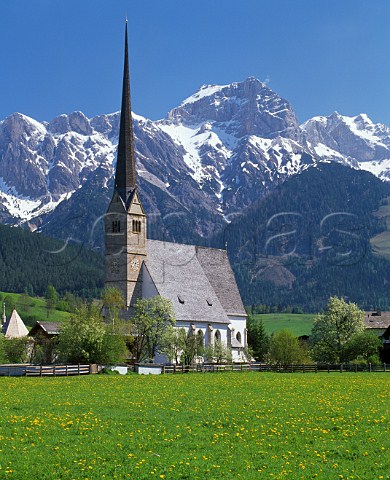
1, 77, 390, 247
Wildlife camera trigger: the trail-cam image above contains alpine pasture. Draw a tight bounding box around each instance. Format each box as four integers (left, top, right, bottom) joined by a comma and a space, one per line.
0, 373, 388, 479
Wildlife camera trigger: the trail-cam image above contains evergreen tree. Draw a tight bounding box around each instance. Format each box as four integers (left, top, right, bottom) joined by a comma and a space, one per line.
247, 317, 269, 361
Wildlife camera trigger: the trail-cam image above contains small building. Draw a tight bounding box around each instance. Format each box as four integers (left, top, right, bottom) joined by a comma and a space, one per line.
2, 308, 28, 338
28, 321, 61, 339
28, 322, 61, 364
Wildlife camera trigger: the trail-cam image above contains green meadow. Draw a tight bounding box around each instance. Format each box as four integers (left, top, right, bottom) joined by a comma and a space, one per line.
252, 313, 316, 336
0, 373, 388, 479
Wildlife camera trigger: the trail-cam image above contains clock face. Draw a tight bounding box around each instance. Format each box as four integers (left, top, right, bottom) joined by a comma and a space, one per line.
111, 259, 120, 273
130, 258, 140, 271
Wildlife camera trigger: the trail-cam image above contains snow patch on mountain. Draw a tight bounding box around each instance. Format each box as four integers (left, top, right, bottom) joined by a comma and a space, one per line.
181, 84, 228, 106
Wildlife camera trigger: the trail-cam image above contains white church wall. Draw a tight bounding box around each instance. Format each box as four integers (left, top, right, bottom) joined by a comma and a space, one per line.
141, 264, 159, 298
229, 315, 247, 346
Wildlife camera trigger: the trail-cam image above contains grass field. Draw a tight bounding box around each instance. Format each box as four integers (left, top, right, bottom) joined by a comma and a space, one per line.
0, 373, 388, 479
0, 291, 70, 327
252, 313, 316, 336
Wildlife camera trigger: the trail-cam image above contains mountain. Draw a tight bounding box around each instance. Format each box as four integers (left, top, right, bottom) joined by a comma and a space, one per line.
1, 77, 390, 249
221, 162, 390, 311
302, 112, 390, 177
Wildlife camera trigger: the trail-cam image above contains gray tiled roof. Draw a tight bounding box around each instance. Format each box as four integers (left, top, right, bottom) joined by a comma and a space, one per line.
364, 312, 390, 329
29, 321, 61, 336
145, 240, 232, 324
195, 246, 246, 316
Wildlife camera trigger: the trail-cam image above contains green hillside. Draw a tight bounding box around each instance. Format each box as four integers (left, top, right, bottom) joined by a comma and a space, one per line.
0, 291, 71, 328
252, 313, 316, 336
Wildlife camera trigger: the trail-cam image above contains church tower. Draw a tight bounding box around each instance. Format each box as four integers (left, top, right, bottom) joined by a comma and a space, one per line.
104, 20, 147, 307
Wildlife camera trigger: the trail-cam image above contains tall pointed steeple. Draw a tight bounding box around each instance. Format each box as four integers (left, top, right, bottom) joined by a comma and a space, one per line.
115, 19, 137, 202
104, 19, 147, 310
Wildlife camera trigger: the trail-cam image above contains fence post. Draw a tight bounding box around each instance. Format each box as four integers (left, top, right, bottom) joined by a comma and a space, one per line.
327, 364, 329, 373
40, 364, 43, 377
340, 364, 343, 373
53, 365, 56, 377
25, 366, 28, 377
182, 364, 184, 374
66, 364, 68, 376
384, 363, 387, 373
78, 363, 80, 375
369, 363, 372, 373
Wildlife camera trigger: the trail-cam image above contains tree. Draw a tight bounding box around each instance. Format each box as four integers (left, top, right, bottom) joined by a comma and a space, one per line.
3, 337, 30, 363
0, 334, 7, 363
101, 287, 126, 327
247, 317, 269, 361
204, 342, 232, 364
130, 296, 176, 362
99, 325, 128, 365
310, 297, 365, 363
58, 305, 127, 364
344, 332, 383, 363
45, 285, 58, 318
269, 329, 310, 365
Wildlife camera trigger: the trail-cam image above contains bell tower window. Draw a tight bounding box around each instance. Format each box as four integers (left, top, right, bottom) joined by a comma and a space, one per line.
132, 219, 141, 233
112, 220, 121, 233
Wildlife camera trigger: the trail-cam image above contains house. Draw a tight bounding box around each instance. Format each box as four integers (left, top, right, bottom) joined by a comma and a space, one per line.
28, 321, 61, 339
365, 311, 390, 363
28, 322, 61, 364
104, 22, 247, 362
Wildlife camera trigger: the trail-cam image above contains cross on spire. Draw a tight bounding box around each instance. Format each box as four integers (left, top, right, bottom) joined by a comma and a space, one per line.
115, 20, 137, 202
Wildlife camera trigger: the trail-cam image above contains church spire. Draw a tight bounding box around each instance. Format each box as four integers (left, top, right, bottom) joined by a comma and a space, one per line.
115, 19, 137, 202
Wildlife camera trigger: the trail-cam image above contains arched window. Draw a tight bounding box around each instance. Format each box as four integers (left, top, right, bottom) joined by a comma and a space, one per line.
112, 220, 121, 233
236, 331, 242, 344
132, 219, 141, 233
214, 330, 221, 344
197, 330, 204, 348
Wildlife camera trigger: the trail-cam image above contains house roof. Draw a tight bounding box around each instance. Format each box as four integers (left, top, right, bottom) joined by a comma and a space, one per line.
3, 309, 28, 338
364, 311, 390, 329
29, 321, 61, 336
145, 240, 240, 324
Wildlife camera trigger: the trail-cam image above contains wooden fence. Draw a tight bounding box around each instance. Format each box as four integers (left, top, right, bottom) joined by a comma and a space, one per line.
161, 363, 390, 374
0, 364, 101, 377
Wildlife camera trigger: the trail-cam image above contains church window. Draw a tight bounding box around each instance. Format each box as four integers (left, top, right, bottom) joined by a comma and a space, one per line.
214, 330, 221, 344
236, 331, 242, 343
112, 220, 121, 233
132, 219, 141, 233
178, 295, 185, 304
197, 330, 204, 347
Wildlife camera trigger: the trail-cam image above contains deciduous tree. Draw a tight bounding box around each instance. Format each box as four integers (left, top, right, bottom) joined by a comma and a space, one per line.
310, 296, 365, 363
269, 329, 310, 365
130, 296, 176, 362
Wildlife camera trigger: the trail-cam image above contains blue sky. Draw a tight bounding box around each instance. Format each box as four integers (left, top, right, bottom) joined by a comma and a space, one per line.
1, 0, 389, 125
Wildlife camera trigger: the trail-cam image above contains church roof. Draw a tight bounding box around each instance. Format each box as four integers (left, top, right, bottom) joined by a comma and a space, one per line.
145, 240, 246, 323
196, 246, 246, 316
3, 309, 29, 338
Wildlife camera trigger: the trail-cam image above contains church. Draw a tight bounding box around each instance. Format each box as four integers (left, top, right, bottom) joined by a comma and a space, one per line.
104, 22, 247, 362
